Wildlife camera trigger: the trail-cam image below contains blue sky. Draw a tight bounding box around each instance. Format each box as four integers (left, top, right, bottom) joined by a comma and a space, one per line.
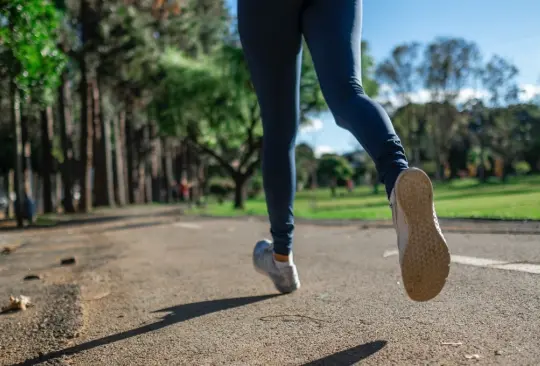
226, 0, 540, 155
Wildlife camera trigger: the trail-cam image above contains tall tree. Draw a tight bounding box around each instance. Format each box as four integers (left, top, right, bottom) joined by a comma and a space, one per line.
156, 44, 326, 209
482, 55, 519, 107
482, 55, 521, 180
377, 42, 422, 164
421, 37, 481, 179
295, 143, 317, 191
316, 154, 354, 196
0, 0, 66, 225
40, 107, 55, 213
57, 67, 76, 212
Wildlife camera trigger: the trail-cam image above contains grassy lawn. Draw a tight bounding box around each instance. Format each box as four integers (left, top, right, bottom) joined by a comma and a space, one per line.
194, 175, 540, 220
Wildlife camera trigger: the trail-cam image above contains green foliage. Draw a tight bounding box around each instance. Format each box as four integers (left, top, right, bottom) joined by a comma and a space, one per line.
467, 147, 493, 169
98, 2, 162, 89
300, 45, 327, 120
513, 161, 531, 176
154, 40, 327, 193
247, 173, 263, 199
156, 46, 250, 152
376, 42, 422, 102
361, 41, 379, 97
421, 37, 481, 101
208, 177, 234, 203
160, 0, 230, 56
295, 143, 317, 188
317, 154, 354, 185
199, 175, 540, 221
0, 0, 66, 104
390, 102, 426, 153
421, 161, 438, 178
482, 55, 519, 106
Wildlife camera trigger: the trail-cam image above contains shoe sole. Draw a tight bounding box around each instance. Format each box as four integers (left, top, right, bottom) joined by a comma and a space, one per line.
395, 168, 450, 302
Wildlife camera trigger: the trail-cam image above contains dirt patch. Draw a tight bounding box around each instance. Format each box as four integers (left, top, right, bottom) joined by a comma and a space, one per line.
0, 284, 83, 365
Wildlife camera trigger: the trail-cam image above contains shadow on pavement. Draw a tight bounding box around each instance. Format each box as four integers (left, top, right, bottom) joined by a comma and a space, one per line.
102, 221, 169, 233
15, 294, 278, 366
0, 208, 183, 232
301, 340, 387, 366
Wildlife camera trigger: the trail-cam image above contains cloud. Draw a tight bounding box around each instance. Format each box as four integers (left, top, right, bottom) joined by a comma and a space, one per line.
521, 84, 540, 101
300, 118, 323, 134
377, 83, 538, 108
314, 145, 334, 157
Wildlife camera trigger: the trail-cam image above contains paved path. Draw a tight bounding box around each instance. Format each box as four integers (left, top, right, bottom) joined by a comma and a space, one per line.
1, 216, 540, 365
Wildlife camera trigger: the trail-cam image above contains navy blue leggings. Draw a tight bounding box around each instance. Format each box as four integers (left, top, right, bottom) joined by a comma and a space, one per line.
238, 0, 409, 255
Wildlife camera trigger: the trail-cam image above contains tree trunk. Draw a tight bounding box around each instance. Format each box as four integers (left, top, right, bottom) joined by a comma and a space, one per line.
113, 111, 127, 205
233, 174, 247, 209
501, 160, 512, 183
92, 80, 114, 207
58, 72, 76, 213
21, 113, 32, 200
136, 126, 148, 204
79, 67, 94, 212
34, 173, 43, 214
149, 123, 161, 202
197, 160, 207, 204
163, 138, 174, 203
40, 107, 54, 213
103, 112, 115, 207
10, 80, 24, 227
92, 81, 105, 206
175, 144, 183, 183
8, 170, 14, 218
125, 99, 136, 204
478, 144, 487, 182
55, 173, 62, 213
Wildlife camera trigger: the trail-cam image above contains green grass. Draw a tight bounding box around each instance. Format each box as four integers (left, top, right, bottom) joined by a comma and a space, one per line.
194, 175, 540, 221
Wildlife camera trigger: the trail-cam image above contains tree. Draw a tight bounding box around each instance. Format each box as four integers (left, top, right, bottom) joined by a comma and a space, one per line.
482, 55, 519, 107
295, 143, 317, 190
377, 42, 422, 164
421, 37, 481, 179
464, 98, 491, 180
40, 107, 55, 213
482, 55, 521, 180
316, 154, 354, 196
390, 102, 431, 167
156, 46, 263, 209
361, 41, 380, 97
93, 0, 226, 206
53, 0, 78, 213
521, 103, 540, 172
155, 42, 326, 209
0, 0, 66, 225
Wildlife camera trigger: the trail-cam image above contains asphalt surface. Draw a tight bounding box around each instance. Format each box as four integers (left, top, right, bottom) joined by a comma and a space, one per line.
1, 215, 540, 365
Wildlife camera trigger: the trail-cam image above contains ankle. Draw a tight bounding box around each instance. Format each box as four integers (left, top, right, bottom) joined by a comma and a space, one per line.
273, 253, 291, 263
274, 253, 294, 268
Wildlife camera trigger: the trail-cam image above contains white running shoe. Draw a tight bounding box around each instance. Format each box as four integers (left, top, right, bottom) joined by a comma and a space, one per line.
390, 168, 451, 302
253, 240, 300, 294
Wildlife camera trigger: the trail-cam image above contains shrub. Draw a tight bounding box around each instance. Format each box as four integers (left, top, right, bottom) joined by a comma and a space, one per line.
208, 178, 234, 204
421, 161, 437, 178
247, 174, 263, 199
514, 161, 531, 176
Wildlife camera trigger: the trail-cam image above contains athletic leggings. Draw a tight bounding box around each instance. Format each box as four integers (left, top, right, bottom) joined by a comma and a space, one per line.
238, 0, 409, 255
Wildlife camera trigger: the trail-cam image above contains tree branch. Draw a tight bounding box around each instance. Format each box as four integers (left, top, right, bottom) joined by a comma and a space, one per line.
245, 155, 261, 178
239, 136, 262, 170
239, 101, 261, 169
189, 139, 235, 176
